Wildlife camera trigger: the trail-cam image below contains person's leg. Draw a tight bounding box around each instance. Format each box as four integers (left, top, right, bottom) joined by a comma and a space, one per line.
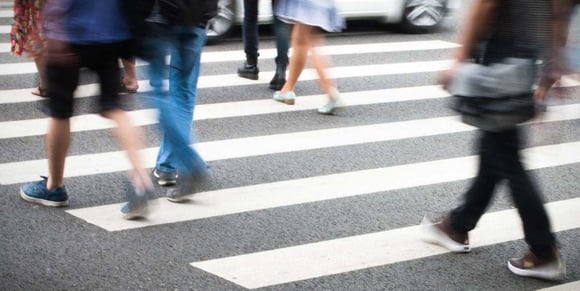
238, 0, 260, 79
269, 0, 291, 90
450, 131, 502, 232
157, 25, 208, 177
121, 58, 139, 92
31, 56, 47, 96
46, 118, 70, 190
279, 23, 311, 93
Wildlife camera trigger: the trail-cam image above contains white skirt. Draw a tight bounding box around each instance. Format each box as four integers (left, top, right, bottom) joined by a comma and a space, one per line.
275, 0, 345, 32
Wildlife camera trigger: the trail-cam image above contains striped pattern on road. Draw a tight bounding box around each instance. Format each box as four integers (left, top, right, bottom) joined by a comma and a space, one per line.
2, 104, 579, 185
538, 281, 580, 291
66, 141, 580, 231
190, 198, 580, 289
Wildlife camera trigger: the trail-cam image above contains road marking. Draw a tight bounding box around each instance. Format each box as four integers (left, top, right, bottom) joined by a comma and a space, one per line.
0, 59, 453, 104
2, 103, 579, 184
0, 25, 9, 33
0, 43, 9, 53
65, 142, 580, 231
0, 10, 12, 18
0, 85, 451, 139
190, 198, 580, 289
538, 281, 580, 291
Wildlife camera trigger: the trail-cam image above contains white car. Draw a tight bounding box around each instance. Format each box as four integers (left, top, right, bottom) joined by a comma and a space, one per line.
207, 0, 460, 40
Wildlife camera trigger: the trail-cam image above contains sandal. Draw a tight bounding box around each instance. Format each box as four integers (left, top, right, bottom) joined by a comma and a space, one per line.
120, 83, 138, 94
31, 87, 48, 98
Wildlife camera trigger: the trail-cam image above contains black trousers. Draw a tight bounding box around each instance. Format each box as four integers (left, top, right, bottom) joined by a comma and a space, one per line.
450, 128, 555, 254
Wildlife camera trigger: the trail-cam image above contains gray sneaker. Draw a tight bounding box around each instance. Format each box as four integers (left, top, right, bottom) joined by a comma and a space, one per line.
121, 186, 154, 220
508, 247, 566, 280
166, 172, 209, 202
152, 168, 178, 186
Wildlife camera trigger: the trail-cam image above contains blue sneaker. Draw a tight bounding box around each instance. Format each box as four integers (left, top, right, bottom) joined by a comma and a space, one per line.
20, 176, 69, 207
120, 186, 154, 220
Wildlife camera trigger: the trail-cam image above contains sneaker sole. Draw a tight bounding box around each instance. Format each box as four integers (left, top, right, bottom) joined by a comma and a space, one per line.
20, 189, 68, 207
157, 180, 177, 187
274, 98, 295, 105
121, 206, 149, 220
507, 261, 566, 281
238, 73, 259, 80
420, 216, 471, 253
166, 194, 192, 203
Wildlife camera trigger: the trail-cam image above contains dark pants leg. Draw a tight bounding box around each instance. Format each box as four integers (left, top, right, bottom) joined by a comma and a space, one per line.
271, 0, 290, 67
242, 0, 259, 63
450, 129, 555, 255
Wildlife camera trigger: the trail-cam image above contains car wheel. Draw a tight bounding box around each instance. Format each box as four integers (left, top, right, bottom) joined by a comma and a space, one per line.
400, 0, 447, 33
207, 0, 236, 41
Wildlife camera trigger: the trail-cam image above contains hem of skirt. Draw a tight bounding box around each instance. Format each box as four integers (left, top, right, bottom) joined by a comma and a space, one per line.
277, 15, 343, 33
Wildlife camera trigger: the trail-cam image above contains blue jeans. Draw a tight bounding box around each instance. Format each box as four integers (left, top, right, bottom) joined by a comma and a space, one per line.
143, 23, 208, 176
242, 0, 290, 66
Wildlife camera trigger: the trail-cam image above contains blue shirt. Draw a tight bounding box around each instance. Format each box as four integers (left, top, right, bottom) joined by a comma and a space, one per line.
45, 0, 131, 44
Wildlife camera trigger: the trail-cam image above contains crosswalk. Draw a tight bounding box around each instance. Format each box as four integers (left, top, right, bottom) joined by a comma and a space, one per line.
1, 8, 579, 290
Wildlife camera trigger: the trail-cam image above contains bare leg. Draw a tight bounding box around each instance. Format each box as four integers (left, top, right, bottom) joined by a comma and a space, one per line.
46, 118, 71, 190
101, 109, 153, 193
280, 23, 312, 93
121, 58, 139, 91
309, 32, 336, 97
32, 56, 47, 95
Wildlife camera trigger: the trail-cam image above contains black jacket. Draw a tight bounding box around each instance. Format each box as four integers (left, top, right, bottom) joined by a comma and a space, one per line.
123, 0, 217, 32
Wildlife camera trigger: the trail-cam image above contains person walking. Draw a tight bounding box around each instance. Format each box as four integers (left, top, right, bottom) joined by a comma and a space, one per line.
237, 0, 291, 90
421, 0, 566, 281
272, 0, 345, 115
19, 0, 156, 219
10, 0, 47, 97
126, 0, 217, 201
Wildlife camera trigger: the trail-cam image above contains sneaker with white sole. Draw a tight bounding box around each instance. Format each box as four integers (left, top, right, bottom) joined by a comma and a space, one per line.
121, 186, 154, 220
20, 176, 68, 207
152, 167, 178, 186
166, 171, 209, 202
420, 215, 471, 253
508, 247, 566, 281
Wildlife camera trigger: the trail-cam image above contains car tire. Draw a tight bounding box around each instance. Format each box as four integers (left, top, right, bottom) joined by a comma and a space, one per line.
207, 0, 237, 41
400, 0, 447, 34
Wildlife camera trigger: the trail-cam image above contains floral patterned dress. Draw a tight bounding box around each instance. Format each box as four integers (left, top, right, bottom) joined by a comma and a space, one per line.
10, 0, 45, 57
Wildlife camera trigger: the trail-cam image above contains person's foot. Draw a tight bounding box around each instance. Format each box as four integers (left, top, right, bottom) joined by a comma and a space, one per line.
120, 185, 153, 220
238, 61, 259, 80
508, 247, 566, 280
20, 176, 68, 207
318, 88, 342, 115
152, 167, 178, 186
273, 91, 296, 105
120, 80, 139, 94
31, 86, 48, 98
269, 64, 287, 90
420, 215, 470, 253
166, 171, 210, 202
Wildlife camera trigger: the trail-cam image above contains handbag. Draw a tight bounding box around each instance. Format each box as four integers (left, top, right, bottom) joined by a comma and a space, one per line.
448, 58, 538, 132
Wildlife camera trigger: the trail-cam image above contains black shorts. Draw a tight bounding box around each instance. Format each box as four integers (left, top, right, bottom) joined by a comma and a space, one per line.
45, 41, 126, 119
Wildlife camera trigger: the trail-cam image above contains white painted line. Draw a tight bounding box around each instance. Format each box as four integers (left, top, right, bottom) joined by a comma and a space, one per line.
2, 103, 579, 184
538, 281, 580, 291
0, 25, 9, 33
0, 39, 458, 64
0, 43, 10, 53
65, 142, 580, 231
190, 198, 580, 289
0, 60, 453, 104
0, 10, 12, 18
0, 85, 451, 139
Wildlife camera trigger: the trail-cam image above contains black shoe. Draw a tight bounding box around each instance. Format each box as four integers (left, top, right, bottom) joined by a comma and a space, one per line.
152, 168, 178, 186
238, 61, 259, 80
166, 171, 210, 202
269, 65, 287, 90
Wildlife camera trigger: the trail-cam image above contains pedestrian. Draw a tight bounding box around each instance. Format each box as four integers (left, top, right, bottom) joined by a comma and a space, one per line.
126, 0, 217, 201
237, 0, 291, 91
120, 58, 139, 93
421, 0, 566, 281
10, 0, 47, 97
19, 0, 156, 220
272, 0, 345, 115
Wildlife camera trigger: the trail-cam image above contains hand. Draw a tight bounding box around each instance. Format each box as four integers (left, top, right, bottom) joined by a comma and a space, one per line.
439, 60, 461, 90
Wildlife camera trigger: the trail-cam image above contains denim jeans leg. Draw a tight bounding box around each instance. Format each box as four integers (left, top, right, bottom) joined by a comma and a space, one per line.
156, 26, 209, 176
272, 0, 290, 66
242, 0, 259, 61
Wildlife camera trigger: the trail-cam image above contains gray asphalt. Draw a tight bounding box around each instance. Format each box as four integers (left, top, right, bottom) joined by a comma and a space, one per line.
1, 8, 579, 291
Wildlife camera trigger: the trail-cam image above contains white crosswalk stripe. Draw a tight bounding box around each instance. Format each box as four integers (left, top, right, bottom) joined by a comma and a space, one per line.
1, 37, 578, 290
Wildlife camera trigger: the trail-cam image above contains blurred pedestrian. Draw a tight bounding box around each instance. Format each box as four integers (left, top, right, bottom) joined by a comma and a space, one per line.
272, 0, 345, 115
10, 0, 47, 97
421, 0, 566, 281
125, 0, 217, 201
237, 0, 291, 91
19, 0, 155, 220
120, 58, 139, 93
